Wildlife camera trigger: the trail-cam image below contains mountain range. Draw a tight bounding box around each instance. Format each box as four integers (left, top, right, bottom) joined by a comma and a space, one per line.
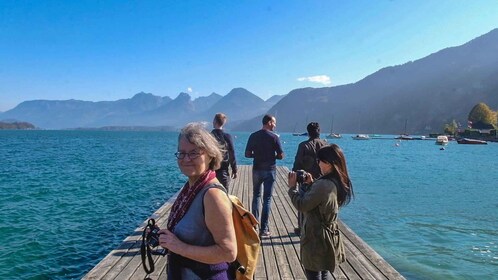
2, 28, 498, 134
1, 88, 283, 130
236, 28, 498, 134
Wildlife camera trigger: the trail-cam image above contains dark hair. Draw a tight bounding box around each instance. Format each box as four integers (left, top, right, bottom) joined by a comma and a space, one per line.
262, 114, 274, 125
307, 122, 320, 139
317, 144, 354, 206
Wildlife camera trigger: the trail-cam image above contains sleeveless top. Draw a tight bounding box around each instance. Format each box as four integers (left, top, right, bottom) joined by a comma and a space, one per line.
168, 183, 233, 280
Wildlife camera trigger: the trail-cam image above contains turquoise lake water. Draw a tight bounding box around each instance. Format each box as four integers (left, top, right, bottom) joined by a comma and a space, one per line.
0, 130, 497, 279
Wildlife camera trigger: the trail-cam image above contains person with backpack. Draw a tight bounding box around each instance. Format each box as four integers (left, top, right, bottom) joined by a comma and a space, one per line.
211, 113, 237, 190
292, 122, 328, 236
287, 144, 354, 280
158, 122, 237, 279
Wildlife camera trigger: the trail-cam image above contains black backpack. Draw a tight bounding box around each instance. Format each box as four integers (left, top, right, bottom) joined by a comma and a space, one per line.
213, 132, 230, 163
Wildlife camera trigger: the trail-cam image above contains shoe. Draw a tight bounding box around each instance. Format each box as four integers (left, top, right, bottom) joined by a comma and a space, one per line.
294, 227, 301, 236
259, 231, 271, 238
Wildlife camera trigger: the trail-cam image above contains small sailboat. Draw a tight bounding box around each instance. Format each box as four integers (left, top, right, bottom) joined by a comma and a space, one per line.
326, 115, 342, 139
292, 114, 309, 136
292, 122, 305, 136
395, 119, 413, 140
327, 133, 342, 139
352, 134, 370, 140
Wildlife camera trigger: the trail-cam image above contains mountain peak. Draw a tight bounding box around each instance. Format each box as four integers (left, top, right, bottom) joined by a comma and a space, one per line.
227, 87, 254, 96
176, 92, 192, 100
131, 92, 154, 99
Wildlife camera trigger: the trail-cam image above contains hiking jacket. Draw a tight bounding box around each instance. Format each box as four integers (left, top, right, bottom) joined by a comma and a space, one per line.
288, 178, 345, 272
211, 128, 237, 174
292, 137, 328, 179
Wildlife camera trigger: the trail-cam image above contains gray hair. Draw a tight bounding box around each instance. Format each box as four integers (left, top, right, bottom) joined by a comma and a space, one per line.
178, 122, 223, 170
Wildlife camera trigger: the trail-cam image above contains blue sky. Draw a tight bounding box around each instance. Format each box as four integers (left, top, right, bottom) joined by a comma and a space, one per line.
1, 1, 498, 112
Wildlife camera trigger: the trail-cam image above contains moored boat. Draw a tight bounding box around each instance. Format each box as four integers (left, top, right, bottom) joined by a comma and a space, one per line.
395, 134, 414, 140
326, 133, 342, 139
435, 135, 449, 145
352, 134, 370, 140
457, 138, 487, 145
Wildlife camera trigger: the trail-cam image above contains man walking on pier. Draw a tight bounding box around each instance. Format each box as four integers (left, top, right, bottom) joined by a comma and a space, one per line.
211, 113, 237, 190
245, 114, 284, 238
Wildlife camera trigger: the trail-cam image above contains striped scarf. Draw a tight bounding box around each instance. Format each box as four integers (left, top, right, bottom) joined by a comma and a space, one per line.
167, 169, 216, 230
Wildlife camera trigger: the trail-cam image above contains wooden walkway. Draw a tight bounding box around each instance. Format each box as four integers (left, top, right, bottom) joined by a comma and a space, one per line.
83, 165, 405, 280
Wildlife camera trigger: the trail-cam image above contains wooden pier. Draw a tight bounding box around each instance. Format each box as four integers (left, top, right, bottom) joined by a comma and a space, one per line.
83, 165, 405, 280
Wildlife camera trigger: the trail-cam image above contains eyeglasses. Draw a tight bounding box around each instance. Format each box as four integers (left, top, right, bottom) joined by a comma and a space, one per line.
175, 151, 203, 160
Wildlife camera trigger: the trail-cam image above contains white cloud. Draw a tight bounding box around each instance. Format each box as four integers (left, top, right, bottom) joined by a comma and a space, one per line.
297, 75, 331, 85
187, 87, 193, 93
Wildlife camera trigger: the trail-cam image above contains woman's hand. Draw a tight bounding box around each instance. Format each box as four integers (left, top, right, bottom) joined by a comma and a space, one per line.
303, 172, 313, 185
288, 171, 297, 188
158, 229, 183, 253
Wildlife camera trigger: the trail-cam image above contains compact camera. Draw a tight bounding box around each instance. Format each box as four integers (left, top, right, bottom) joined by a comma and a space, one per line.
147, 226, 161, 247
141, 218, 166, 274
144, 219, 161, 248
295, 170, 308, 184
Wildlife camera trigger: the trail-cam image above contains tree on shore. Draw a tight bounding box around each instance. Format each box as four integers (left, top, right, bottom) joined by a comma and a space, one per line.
443, 120, 458, 136
468, 103, 497, 128
0, 121, 36, 130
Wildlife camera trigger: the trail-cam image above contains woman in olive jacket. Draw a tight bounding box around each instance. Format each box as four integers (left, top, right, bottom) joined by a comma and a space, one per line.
288, 144, 354, 280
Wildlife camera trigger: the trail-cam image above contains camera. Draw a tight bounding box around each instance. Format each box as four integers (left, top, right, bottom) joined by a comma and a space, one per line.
146, 225, 161, 247
141, 218, 167, 274
295, 170, 308, 184
143, 219, 161, 248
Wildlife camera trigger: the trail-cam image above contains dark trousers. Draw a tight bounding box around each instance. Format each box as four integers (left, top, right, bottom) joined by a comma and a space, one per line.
296, 183, 309, 231
305, 269, 332, 280
215, 168, 230, 191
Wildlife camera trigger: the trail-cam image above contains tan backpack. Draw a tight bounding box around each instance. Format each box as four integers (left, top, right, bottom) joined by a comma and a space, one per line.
229, 195, 261, 280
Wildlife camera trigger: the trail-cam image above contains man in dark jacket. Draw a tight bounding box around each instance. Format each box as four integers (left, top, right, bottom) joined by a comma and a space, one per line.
211, 113, 237, 190
245, 114, 284, 238
292, 122, 328, 235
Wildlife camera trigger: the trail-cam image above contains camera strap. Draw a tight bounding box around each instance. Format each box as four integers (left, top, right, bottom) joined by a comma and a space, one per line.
141, 219, 156, 274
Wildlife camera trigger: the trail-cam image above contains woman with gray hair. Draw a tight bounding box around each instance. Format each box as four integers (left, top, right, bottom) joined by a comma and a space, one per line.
158, 122, 237, 279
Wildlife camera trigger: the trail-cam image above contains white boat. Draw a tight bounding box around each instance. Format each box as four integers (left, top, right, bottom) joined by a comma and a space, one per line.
326, 115, 342, 139
435, 135, 449, 145
352, 134, 370, 140
395, 134, 414, 140
326, 133, 342, 139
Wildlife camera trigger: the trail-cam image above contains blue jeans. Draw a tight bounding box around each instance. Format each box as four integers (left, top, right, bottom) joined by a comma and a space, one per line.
251, 169, 276, 233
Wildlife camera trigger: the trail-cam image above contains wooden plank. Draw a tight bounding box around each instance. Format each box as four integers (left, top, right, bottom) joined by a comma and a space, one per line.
271, 166, 306, 279
83, 165, 405, 280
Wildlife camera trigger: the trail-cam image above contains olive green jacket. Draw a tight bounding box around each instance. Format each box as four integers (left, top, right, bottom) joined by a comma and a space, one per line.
288, 178, 345, 272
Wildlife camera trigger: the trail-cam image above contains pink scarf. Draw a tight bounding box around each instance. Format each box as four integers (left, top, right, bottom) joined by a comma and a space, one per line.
167, 170, 216, 230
